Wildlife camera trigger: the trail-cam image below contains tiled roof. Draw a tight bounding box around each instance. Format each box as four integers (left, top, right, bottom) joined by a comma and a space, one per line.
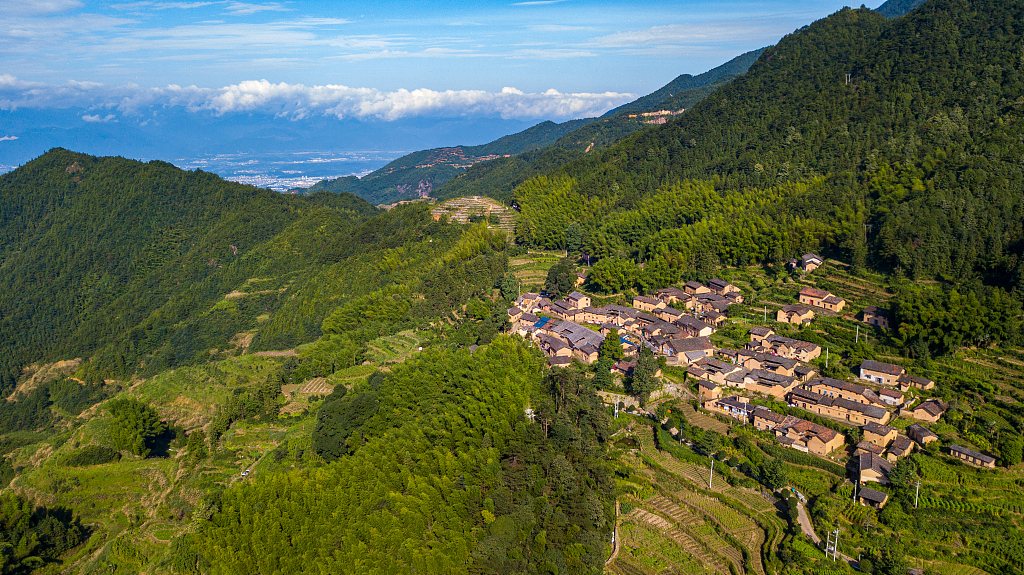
951, 444, 996, 464
809, 377, 869, 395
863, 422, 895, 436
858, 487, 888, 504
860, 360, 906, 376
752, 406, 787, 424
667, 337, 714, 353
860, 452, 893, 475
750, 326, 774, 337
799, 286, 830, 299
906, 424, 938, 444
913, 399, 947, 417
888, 435, 913, 454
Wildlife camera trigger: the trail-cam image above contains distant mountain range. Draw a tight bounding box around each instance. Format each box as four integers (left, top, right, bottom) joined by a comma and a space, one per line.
301, 49, 767, 205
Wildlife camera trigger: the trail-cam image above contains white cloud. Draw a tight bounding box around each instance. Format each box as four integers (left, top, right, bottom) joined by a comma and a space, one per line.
5, 0, 82, 15
0, 75, 635, 121
224, 2, 290, 15
592, 21, 794, 48
0, 135, 19, 141
529, 24, 595, 32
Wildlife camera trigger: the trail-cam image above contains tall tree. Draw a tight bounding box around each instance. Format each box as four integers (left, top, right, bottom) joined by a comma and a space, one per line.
544, 258, 576, 299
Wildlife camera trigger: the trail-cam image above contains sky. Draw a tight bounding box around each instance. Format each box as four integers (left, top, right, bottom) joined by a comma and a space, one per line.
0, 0, 878, 123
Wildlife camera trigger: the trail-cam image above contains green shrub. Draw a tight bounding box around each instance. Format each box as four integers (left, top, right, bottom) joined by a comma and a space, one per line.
60, 445, 121, 467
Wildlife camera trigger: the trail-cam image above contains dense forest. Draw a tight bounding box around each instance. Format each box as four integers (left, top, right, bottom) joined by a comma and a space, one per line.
470, 0, 1024, 307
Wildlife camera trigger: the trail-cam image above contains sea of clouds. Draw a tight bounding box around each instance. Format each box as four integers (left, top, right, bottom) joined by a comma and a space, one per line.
0, 75, 635, 122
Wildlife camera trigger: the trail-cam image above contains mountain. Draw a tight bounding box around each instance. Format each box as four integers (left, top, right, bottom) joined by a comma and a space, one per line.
297, 118, 593, 205
599, 48, 767, 118
0, 147, 612, 575
876, 0, 928, 18
307, 50, 767, 206
508, 0, 1024, 296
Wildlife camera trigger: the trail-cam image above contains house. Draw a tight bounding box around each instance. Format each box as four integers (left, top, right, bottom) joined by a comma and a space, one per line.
692, 357, 746, 387
777, 305, 815, 324
752, 406, 788, 431
886, 435, 914, 462
798, 286, 846, 312
697, 381, 722, 400
537, 334, 573, 359
507, 306, 524, 323
694, 293, 731, 314
902, 399, 948, 423
795, 253, 824, 272
859, 452, 893, 485
655, 306, 685, 323
515, 292, 544, 312
684, 281, 711, 295
897, 373, 936, 391
749, 326, 775, 344
738, 351, 798, 377
862, 422, 898, 448
703, 310, 727, 326
632, 295, 665, 312
708, 278, 741, 296
743, 369, 798, 399
906, 424, 939, 446
787, 389, 891, 425
655, 286, 689, 305
862, 306, 890, 329
664, 337, 715, 365
807, 378, 883, 405
567, 291, 591, 309
859, 360, 906, 386
858, 487, 889, 509
704, 396, 753, 422
878, 388, 905, 407
675, 315, 715, 338
548, 356, 572, 368
950, 445, 996, 469
749, 334, 822, 362
774, 418, 844, 456
855, 440, 886, 456
575, 272, 588, 287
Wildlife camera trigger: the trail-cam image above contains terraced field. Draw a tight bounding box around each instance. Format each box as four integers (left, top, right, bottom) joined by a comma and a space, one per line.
616, 424, 782, 575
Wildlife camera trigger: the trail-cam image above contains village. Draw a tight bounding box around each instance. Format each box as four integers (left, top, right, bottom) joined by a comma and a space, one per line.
507, 252, 998, 512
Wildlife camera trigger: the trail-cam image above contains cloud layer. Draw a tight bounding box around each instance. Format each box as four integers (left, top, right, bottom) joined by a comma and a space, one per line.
0, 75, 635, 121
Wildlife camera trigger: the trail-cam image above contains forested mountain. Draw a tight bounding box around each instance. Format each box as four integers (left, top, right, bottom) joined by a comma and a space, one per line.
876, 0, 928, 18
307, 49, 765, 206
600, 48, 766, 118
503, 0, 1024, 304
299, 118, 595, 205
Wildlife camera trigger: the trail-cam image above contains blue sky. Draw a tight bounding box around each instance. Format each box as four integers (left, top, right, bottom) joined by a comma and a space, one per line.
1, 0, 877, 121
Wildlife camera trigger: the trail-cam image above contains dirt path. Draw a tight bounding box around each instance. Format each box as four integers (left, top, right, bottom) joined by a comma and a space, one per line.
796, 502, 820, 544
606, 500, 621, 567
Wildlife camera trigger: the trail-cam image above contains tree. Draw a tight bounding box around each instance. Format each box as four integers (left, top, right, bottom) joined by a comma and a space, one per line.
500, 274, 520, 301
107, 398, 166, 457
565, 222, 583, 256
628, 347, 660, 405
544, 258, 576, 299
698, 430, 721, 454
600, 329, 625, 362
593, 358, 613, 389
761, 458, 788, 490
1000, 435, 1023, 467
186, 430, 207, 461
874, 541, 908, 575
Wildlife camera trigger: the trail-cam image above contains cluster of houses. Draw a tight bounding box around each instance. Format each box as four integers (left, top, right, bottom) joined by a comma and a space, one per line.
507, 278, 744, 368
510, 260, 998, 473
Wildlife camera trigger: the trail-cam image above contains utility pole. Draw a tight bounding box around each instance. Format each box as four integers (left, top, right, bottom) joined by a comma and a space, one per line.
826, 347, 829, 369
856, 325, 859, 344
709, 456, 715, 489
764, 305, 767, 323
825, 528, 841, 562
915, 480, 922, 509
